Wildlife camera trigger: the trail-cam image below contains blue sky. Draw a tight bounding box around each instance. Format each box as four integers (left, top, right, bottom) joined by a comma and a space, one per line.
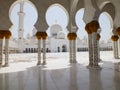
10, 2, 111, 42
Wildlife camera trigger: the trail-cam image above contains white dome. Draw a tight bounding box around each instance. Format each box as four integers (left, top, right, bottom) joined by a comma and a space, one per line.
50, 24, 62, 37
57, 31, 65, 39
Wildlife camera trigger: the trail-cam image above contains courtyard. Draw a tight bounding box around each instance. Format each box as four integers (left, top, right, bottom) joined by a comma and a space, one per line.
0, 51, 120, 90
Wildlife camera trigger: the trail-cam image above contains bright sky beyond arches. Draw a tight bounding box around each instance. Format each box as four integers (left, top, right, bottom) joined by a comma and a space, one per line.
10, 2, 112, 42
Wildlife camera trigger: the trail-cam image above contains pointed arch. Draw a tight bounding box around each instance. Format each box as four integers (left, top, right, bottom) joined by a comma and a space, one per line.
76, 0, 85, 11
100, 2, 115, 21
101, 12, 113, 29
46, 3, 69, 27
9, 0, 38, 38
75, 8, 87, 39
99, 12, 113, 42
9, 0, 38, 25
74, 0, 85, 26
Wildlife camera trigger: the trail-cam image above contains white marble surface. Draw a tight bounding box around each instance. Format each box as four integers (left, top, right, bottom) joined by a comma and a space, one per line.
0, 51, 120, 90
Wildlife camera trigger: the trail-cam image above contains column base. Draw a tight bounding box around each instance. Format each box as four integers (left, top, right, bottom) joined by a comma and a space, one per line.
87, 64, 102, 70
98, 58, 102, 62
42, 61, 46, 65
86, 64, 93, 69
0, 63, 2, 67
69, 60, 72, 63
3, 63, 9, 67
37, 61, 41, 65
115, 57, 120, 59
0, 64, 2, 67
72, 60, 77, 63
70, 60, 77, 63
93, 65, 102, 70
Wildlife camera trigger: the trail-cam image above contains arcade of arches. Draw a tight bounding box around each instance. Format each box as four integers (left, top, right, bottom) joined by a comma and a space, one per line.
0, 0, 120, 90
0, 0, 120, 67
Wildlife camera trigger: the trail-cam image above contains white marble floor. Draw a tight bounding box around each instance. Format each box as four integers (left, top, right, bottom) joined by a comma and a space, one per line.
0, 51, 120, 90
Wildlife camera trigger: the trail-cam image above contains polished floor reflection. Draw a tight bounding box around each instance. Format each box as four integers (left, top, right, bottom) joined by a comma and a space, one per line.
0, 52, 120, 90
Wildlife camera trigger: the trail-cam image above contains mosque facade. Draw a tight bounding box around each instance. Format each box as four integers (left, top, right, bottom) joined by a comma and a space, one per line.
7, 25, 113, 54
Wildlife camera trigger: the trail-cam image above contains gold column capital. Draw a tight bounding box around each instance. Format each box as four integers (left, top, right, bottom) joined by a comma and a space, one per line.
85, 23, 92, 34
116, 27, 120, 36
4, 31, 12, 39
111, 35, 119, 41
67, 33, 77, 40
89, 20, 100, 33
36, 32, 47, 40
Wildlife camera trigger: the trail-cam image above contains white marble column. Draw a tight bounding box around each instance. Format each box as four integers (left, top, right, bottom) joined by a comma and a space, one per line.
113, 41, 116, 58
69, 40, 73, 63
37, 39, 41, 65
70, 26, 77, 63
88, 34, 94, 67
119, 38, 120, 56
97, 40, 101, 62
92, 32, 99, 67
0, 39, 3, 66
114, 41, 119, 59
4, 39, 9, 66
72, 40, 77, 63
116, 41, 119, 59
42, 40, 46, 65
113, 41, 118, 59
